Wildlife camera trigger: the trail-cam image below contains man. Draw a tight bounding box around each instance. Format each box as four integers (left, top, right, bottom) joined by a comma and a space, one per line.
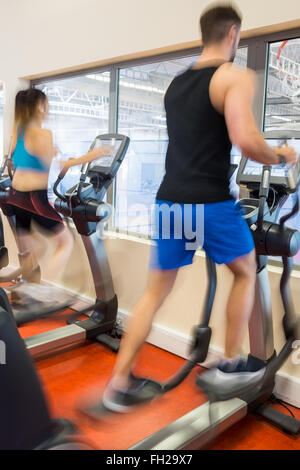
102, 3, 297, 411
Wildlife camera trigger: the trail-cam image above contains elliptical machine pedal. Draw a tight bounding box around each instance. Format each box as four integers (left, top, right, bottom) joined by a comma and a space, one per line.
96, 332, 121, 353
96, 318, 123, 352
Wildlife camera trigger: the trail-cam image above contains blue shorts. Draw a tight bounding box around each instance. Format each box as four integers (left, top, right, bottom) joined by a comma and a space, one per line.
150, 199, 254, 270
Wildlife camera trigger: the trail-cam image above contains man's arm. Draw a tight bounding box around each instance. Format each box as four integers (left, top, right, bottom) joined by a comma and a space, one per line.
213, 66, 297, 166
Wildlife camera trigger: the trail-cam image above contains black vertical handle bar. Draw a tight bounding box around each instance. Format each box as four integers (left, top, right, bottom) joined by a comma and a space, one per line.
257, 165, 272, 231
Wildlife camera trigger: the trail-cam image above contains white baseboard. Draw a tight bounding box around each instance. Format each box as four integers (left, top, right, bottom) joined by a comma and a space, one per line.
274, 372, 300, 409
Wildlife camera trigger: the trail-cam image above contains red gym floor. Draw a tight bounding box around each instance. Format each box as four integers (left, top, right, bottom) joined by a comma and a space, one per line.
19, 313, 300, 450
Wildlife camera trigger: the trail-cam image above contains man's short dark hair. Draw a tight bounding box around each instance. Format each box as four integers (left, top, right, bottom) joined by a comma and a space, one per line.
200, 3, 242, 46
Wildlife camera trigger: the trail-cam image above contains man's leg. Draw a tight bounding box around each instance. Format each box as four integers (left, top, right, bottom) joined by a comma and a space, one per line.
196, 250, 265, 399
111, 268, 179, 390
224, 249, 256, 360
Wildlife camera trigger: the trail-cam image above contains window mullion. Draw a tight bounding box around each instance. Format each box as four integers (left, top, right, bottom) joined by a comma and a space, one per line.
107, 66, 119, 230
247, 39, 268, 131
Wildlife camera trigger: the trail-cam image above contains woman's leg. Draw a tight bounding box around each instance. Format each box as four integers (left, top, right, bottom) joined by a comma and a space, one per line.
46, 224, 74, 283
30, 190, 74, 283
31, 215, 74, 283
13, 207, 41, 279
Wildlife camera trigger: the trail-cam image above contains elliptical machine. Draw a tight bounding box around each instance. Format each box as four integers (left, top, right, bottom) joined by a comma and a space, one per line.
130, 132, 300, 450
0, 133, 130, 449
0, 133, 129, 357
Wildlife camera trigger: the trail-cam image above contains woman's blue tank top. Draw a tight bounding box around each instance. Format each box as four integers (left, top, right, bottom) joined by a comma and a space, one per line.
12, 131, 49, 173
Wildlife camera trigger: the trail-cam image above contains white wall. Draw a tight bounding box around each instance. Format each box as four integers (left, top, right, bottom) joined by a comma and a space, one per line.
0, 0, 300, 150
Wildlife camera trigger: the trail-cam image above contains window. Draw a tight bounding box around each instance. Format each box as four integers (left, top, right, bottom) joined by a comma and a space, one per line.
115, 48, 248, 236
0, 83, 3, 162
115, 56, 197, 236
36, 72, 110, 200
264, 38, 300, 265
264, 38, 300, 132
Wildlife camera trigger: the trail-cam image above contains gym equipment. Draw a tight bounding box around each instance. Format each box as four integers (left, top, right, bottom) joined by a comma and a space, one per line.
129, 131, 300, 450
0, 302, 92, 450
0, 133, 129, 358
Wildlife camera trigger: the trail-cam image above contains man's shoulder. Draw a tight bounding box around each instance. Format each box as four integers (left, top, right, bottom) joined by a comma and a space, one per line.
209, 64, 256, 113
214, 63, 256, 87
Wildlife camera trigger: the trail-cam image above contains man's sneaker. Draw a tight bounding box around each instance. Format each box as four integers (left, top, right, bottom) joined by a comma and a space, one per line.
196, 356, 267, 402
217, 357, 247, 373
102, 374, 163, 413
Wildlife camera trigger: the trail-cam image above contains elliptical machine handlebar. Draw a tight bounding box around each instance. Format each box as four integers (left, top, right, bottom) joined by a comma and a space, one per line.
259, 166, 272, 198
53, 156, 88, 201
257, 165, 271, 231
77, 162, 95, 206
52, 157, 86, 203
53, 161, 91, 204
53, 169, 68, 202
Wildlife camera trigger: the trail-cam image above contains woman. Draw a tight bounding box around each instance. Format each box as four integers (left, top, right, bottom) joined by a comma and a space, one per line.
10, 88, 111, 283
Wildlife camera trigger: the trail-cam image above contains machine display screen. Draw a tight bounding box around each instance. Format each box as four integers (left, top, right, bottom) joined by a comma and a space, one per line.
243, 139, 300, 177
89, 138, 122, 169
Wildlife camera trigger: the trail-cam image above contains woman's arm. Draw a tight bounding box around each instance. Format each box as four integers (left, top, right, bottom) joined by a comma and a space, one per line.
60, 146, 112, 171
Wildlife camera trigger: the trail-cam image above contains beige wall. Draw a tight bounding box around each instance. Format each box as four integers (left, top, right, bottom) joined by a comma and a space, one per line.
0, 1, 299, 379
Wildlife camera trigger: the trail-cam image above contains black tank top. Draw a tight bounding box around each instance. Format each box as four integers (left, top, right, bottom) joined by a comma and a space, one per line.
156, 66, 233, 203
